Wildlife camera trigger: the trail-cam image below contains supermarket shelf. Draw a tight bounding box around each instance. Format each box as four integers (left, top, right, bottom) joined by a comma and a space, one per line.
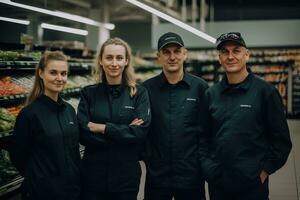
134, 65, 161, 72
0, 88, 81, 106
0, 130, 12, 139
0, 94, 27, 106
0, 176, 23, 197
252, 71, 289, 74
61, 87, 81, 97
0, 61, 92, 72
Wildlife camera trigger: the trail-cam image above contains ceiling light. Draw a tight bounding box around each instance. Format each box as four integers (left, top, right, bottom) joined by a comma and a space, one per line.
41, 23, 88, 36
126, 0, 216, 44
0, 16, 30, 25
0, 0, 115, 30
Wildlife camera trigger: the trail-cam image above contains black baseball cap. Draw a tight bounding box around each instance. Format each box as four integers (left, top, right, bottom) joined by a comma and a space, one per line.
157, 32, 184, 51
216, 32, 247, 50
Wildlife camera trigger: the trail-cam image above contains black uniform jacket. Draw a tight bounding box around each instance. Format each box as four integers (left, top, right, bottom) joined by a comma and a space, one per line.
9, 95, 81, 200
199, 72, 292, 191
143, 72, 208, 189
77, 83, 151, 192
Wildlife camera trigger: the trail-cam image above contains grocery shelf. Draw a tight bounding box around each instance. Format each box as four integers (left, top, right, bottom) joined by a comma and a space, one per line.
0, 61, 92, 72
0, 130, 12, 139
61, 87, 81, 97
0, 94, 27, 106
134, 65, 161, 72
0, 88, 82, 106
0, 176, 23, 197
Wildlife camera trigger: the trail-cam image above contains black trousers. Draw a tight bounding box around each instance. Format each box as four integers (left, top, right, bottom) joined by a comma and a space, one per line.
81, 191, 138, 200
144, 186, 206, 200
208, 178, 269, 200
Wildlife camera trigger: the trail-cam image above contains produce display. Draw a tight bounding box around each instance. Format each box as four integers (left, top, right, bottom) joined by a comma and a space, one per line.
0, 50, 41, 61
0, 107, 16, 132
12, 75, 34, 91
6, 106, 23, 117
0, 76, 28, 96
69, 75, 96, 87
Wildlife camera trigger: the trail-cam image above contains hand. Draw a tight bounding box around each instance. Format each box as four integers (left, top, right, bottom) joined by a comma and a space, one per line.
259, 170, 269, 184
87, 122, 106, 134
130, 118, 144, 126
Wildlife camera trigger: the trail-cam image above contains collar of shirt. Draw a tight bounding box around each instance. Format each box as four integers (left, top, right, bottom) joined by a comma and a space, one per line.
220, 70, 254, 93
158, 70, 193, 89
38, 94, 66, 111
102, 82, 126, 98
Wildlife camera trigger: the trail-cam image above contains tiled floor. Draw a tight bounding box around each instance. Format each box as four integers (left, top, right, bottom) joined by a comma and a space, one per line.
138, 120, 300, 200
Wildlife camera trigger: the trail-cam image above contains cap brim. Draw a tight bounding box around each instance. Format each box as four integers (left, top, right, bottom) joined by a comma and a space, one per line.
158, 41, 184, 51
217, 39, 246, 50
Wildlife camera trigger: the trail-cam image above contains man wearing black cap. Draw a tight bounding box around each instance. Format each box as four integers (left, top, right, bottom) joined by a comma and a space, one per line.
143, 32, 208, 200
199, 32, 292, 199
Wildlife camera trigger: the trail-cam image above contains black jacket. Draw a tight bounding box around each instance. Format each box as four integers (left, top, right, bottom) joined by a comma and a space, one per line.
143, 72, 208, 189
77, 83, 151, 192
9, 95, 81, 200
199, 72, 292, 191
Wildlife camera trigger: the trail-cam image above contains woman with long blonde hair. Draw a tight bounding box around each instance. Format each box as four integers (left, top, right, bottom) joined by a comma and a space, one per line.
77, 38, 151, 200
10, 51, 81, 200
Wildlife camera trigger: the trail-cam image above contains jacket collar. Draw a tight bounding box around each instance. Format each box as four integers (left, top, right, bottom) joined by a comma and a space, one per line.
158, 70, 192, 88
38, 94, 66, 111
220, 70, 254, 93
102, 81, 126, 98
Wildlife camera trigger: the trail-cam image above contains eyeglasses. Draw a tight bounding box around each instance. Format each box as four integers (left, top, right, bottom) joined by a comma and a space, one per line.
217, 32, 241, 42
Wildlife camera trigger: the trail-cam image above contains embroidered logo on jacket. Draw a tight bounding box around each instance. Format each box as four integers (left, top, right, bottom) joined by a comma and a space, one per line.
186, 98, 197, 102
124, 106, 135, 109
240, 104, 252, 108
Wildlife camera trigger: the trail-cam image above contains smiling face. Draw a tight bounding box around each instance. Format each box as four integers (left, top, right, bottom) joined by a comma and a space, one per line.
218, 41, 250, 75
157, 43, 187, 74
39, 60, 68, 97
99, 44, 128, 84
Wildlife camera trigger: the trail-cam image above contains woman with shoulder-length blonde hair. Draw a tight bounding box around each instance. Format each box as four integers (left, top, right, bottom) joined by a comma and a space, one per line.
10, 51, 81, 200
92, 37, 137, 97
77, 38, 151, 200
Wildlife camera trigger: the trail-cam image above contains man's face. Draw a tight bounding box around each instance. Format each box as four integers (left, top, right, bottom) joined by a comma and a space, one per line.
157, 44, 187, 74
218, 41, 250, 74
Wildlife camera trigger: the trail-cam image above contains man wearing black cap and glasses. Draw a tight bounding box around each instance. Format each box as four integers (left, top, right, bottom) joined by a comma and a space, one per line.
198, 32, 292, 199
143, 32, 208, 200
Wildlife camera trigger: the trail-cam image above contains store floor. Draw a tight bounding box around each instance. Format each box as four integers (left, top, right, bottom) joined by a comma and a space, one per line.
5, 120, 300, 200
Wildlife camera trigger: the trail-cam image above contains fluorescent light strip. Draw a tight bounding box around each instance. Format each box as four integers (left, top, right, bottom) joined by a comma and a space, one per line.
41, 23, 88, 36
126, 0, 216, 44
0, 16, 30, 25
0, 0, 115, 30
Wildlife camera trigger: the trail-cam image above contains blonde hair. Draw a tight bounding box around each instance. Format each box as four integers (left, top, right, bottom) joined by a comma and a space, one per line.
26, 51, 68, 105
92, 37, 137, 97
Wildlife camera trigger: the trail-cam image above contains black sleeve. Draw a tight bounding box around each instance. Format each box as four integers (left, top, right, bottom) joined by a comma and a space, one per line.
262, 87, 292, 174
9, 110, 32, 176
198, 90, 222, 184
104, 87, 151, 144
77, 88, 108, 147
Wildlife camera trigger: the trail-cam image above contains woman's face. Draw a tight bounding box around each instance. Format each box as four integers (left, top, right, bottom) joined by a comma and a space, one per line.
39, 60, 68, 96
100, 44, 128, 83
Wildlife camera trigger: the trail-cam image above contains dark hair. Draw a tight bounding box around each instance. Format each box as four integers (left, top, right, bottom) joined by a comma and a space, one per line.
26, 51, 68, 105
